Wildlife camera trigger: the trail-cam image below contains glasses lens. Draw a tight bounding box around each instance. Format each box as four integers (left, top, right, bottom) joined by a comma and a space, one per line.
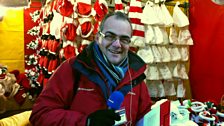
104, 34, 117, 42
101, 32, 130, 45
120, 37, 130, 44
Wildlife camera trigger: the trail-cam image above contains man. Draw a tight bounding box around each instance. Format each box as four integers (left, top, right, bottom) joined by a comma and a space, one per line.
30, 11, 152, 126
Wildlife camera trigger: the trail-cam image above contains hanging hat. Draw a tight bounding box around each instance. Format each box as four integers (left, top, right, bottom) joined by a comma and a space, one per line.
151, 45, 162, 63
128, 0, 145, 47
56, 0, 74, 17
157, 46, 171, 62
168, 45, 181, 61
61, 23, 78, 41
178, 28, 194, 45
76, 0, 95, 17
94, 0, 108, 21
141, 1, 161, 25
146, 63, 161, 80
137, 46, 154, 64
144, 25, 155, 45
163, 80, 176, 96
161, 3, 174, 27
76, 17, 94, 38
157, 63, 172, 80
169, 26, 179, 44
146, 80, 158, 97
115, 0, 124, 12
179, 46, 189, 61
173, 2, 189, 27
156, 80, 165, 97
61, 40, 78, 60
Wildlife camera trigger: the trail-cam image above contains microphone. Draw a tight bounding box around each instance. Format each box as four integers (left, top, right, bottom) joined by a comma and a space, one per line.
107, 91, 124, 110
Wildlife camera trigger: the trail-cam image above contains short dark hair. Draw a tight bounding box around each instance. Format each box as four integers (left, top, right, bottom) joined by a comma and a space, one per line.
99, 11, 133, 35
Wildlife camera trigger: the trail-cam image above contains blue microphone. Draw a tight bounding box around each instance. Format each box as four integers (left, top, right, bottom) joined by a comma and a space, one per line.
107, 91, 124, 110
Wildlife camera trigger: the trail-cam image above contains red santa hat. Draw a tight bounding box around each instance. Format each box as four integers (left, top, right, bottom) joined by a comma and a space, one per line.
61, 23, 78, 41
76, 0, 95, 17
115, 0, 124, 12
76, 17, 94, 38
94, 0, 108, 21
55, 0, 74, 17
128, 0, 145, 47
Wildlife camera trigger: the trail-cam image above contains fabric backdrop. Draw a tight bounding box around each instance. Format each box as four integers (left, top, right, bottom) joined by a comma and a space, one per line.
189, 0, 224, 104
0, 9, 24, 72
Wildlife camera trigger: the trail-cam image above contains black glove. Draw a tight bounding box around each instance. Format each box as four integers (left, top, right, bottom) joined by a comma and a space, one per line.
86, 109, 121, 126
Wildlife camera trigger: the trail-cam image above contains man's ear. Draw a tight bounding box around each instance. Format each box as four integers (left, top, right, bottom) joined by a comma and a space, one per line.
95, 32, 100, 44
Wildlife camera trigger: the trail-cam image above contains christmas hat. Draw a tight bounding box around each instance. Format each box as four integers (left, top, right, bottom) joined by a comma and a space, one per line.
76, 17, 94, 38
94, 0, 108, 21
50, 10, 63, 39
115, 0, 124, 12
128, 0, 145, 47
61, 23, 78, 41
76, 0, 95, 17
56, 0, 74, 17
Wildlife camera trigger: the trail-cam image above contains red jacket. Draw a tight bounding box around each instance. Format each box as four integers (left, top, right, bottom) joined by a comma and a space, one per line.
30, 43, 152, 126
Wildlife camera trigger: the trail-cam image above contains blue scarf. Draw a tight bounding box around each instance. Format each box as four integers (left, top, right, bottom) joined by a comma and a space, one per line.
93, 43, 128, 92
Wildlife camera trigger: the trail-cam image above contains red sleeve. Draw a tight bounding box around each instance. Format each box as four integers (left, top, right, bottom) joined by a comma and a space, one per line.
136, 81, 152, 122
29, 58, 87, 126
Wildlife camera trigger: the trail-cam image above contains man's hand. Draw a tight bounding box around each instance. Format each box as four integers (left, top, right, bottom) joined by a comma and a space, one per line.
86, 109, 121, 126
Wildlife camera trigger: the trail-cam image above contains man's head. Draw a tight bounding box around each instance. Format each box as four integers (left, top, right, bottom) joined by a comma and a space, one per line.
95, 12, 132, 65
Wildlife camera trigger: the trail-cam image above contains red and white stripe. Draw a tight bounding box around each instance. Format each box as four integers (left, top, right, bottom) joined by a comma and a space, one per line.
128, 0, 145, 47
115, 0, 124, 12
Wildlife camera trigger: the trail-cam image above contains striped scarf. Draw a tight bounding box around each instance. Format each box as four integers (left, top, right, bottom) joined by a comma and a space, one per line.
93, 43, 128, 92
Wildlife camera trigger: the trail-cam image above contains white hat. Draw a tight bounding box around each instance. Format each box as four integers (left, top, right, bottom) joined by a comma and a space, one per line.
144, 25, 155, 45
173, 2, 189, 27
158, 63, 172, 80
163, 80, 176, 96
178, 28, 194, 45
137, 46, 154, 64
169, 26, 178, 44
146, 63, 161, 80
141, 1, 162, 25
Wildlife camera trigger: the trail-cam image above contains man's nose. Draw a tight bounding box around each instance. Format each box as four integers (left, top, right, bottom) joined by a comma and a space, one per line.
111, 38, 122, 47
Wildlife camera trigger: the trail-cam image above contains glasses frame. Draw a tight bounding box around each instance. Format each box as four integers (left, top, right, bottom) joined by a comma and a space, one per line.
99, 31, 131, 45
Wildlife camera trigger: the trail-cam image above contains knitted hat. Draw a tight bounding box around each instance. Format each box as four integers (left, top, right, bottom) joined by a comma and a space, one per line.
115, 0, 124, 12
128, 0, 145, 47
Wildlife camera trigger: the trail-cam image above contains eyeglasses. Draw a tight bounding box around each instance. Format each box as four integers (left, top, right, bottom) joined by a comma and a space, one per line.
99, 31, 131, 45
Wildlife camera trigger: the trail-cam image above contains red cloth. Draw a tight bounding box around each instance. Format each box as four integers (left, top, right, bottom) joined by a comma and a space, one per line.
189, 0, 224, 104
24, 2, 42, 70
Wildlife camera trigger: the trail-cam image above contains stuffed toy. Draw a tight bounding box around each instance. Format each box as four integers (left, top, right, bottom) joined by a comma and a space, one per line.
0, 66, 20, 114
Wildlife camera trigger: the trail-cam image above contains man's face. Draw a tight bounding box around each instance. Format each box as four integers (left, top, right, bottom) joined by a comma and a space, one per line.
96, 16, 132, 65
